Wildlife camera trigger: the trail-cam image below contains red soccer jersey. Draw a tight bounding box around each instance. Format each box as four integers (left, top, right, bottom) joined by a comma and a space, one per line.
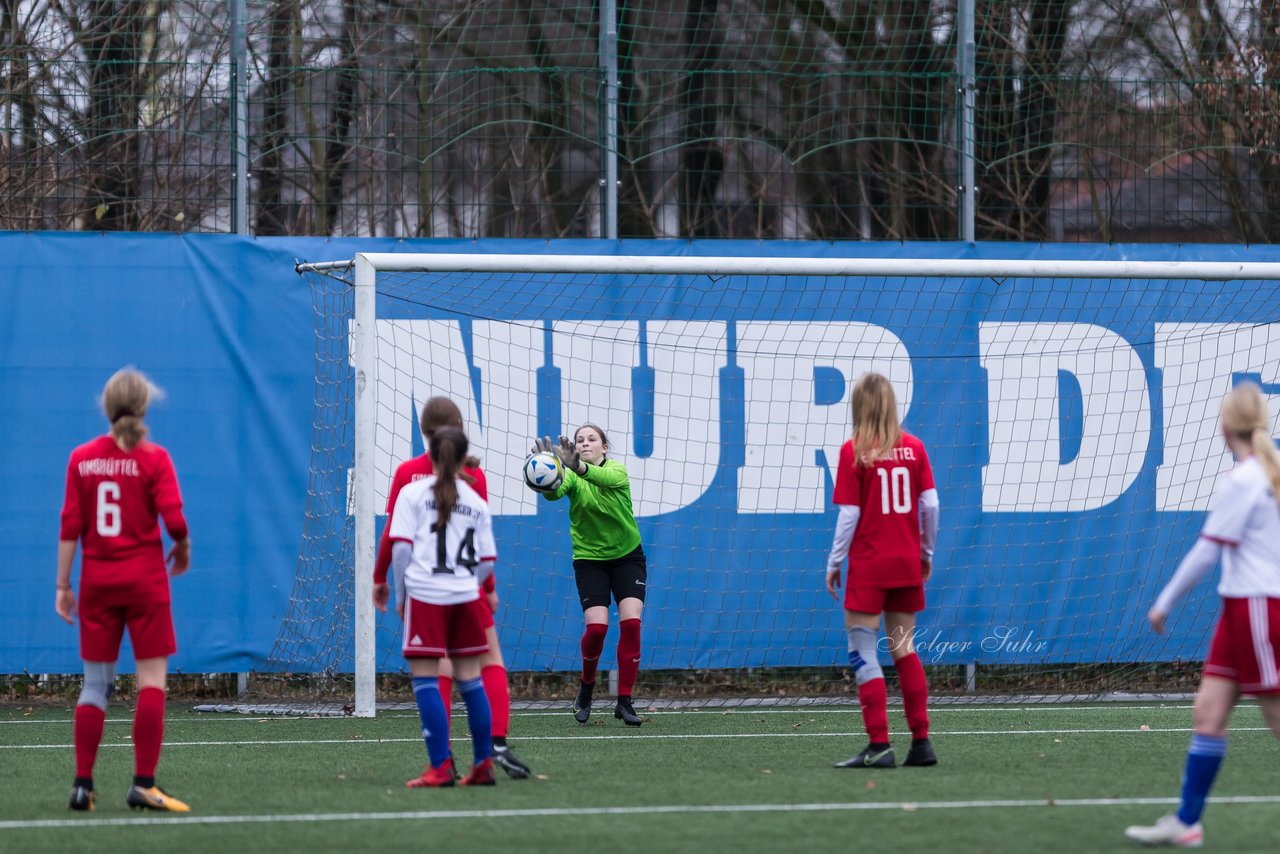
374, 454, 491, 591
831, 432, 935, 588
59, 435, 187, 605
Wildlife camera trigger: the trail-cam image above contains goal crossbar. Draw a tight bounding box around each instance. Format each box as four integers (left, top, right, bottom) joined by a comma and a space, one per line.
300, 253, 1280, 281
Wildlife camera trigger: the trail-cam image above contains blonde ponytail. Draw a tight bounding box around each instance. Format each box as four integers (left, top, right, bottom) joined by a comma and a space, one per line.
1222, 382, 1280, 500
102, 367, 160, 451
1251, 428, 1280, 501
849, 372, 902, 466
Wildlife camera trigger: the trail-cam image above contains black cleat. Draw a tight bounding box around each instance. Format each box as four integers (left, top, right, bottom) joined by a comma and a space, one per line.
614, 696, 643, 727
573, 681, 594, 724
834, 745, 896, 769
903, 738, 938, 767
492, 744, 532, 779
68, 785, 95, 812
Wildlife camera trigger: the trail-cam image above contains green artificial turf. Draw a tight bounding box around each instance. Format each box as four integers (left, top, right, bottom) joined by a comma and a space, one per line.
1, 701, 1276, 852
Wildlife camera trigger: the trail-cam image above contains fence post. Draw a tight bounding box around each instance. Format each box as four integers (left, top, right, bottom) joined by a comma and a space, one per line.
955, 0, 976, 242
599, 0, 620, 239
230, 0, 250, 234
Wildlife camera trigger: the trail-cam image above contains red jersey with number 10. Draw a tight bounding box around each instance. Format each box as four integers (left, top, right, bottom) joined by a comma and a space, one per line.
831, 432, 935, 587
59, 435, 187, 605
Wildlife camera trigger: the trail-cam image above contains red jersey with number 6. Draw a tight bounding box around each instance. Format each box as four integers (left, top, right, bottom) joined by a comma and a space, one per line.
59, 435, 187, 605
832, 432, 935, 587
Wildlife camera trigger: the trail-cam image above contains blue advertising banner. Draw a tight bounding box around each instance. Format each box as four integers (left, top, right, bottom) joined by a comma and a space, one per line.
3, 233, 1278, 673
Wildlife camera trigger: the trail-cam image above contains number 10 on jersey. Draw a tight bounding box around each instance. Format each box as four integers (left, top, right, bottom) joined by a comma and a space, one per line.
878, 467, 911, 514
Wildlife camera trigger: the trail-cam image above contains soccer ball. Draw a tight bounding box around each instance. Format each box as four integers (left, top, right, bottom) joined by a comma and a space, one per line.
524, 451, 564, 492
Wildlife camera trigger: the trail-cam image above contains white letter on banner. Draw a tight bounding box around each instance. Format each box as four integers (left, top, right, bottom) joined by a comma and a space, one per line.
370, 319, 540, 516
737, 322, 912, 514
980, 322, 1149, 512
552, 320, 724, 517
1156, 323, 1280, 511
471, 321, 542, 516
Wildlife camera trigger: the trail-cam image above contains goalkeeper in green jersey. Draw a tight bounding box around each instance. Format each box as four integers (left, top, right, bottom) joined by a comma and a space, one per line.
532, 425, 646, 726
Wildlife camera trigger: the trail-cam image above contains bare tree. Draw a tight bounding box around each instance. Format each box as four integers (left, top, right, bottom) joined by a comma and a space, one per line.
3, 0, 1277, 241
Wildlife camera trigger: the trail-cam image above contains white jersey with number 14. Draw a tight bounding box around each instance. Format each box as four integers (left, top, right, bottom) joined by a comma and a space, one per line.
388, 476, 497, 605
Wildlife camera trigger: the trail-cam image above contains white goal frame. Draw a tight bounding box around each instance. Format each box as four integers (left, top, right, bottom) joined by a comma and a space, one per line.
300, 252, 1280, 717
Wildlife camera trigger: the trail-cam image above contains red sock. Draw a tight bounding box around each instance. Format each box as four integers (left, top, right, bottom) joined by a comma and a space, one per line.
482, 664, 511, 740
617, 619, 642, 697
857, 677, 890, 744
580, 623, 608, 685
74, 704, 106, 780
896, 652, 930, 740
438, 675, 453, 729
132, 687, 165, 779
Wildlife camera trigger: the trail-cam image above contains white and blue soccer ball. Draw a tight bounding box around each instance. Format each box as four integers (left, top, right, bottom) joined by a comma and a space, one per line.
523, 451, 564, 492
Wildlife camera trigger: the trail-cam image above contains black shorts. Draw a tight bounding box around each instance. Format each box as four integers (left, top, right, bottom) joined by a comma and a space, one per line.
573, 545, 647, 610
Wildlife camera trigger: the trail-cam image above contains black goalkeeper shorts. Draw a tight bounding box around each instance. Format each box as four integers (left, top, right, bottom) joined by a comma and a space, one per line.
572, 545, 647, 610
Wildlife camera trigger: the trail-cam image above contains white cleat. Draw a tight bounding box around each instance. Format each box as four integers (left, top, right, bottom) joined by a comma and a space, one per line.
1124, 814, 1203, 848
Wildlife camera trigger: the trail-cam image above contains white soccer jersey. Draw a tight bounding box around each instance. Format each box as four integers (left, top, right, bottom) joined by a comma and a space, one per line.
388, 476, 497, 605
1202, 456, 1280, 598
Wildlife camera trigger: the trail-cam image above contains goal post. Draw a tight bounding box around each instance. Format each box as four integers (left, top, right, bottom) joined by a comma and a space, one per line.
279, 251, 1280, 718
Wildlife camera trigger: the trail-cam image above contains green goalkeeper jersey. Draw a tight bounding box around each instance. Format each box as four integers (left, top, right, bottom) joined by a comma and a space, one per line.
541, 458, 641, 561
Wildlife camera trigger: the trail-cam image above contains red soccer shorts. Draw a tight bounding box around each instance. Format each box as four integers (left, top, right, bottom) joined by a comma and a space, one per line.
1203, 596, 1280, 695
79, 598, 176, 662
477, 590, 495, 629
402, 598, 490, 659
845, 584, 926, 615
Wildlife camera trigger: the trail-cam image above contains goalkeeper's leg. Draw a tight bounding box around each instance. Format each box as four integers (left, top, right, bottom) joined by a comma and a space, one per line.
574, 579, 611, 722
614, 593, 645, 727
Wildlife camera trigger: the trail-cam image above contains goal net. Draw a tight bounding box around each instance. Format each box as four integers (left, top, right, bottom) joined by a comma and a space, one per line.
257, 253, 1280, 716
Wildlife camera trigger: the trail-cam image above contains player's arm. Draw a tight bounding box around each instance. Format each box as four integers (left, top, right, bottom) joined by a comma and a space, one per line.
374, 468, 409, 585
539, 472, 572, 501
59, 455, 84, 545
385, 488, 420, 614
919, 488, 939, 581
826, 442, 861, 599
390, 540, 413, 618
916, 443, 939, 581
826, 505, 860, 598
548, 466, 604, 514
154, 450, 190, 574
56, 539, 77, 624
1150, 474, 1249, 632
469, 468, 488, 502
474, 505, 498, 587
1148, 537, 1222, 633
56, 457, 82, 623
578, 459, 630, 490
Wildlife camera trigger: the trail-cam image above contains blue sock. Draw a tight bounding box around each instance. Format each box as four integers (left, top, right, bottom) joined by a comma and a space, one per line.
457, 676, 493, 765
1177, 734, 1227, 825
412, 677, 451, 767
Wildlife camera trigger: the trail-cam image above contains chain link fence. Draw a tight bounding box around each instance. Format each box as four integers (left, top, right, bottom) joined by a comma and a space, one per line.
2, 0, 1278, 240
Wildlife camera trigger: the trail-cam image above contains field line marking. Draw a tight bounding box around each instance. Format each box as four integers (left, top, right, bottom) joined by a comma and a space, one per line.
2, 726, 1272, 750
0, 704, 1205, 726
4, 795, 1279, 831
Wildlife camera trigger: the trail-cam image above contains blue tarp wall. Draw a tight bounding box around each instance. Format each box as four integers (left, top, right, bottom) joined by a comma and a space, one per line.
3, 233, 1278, 673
